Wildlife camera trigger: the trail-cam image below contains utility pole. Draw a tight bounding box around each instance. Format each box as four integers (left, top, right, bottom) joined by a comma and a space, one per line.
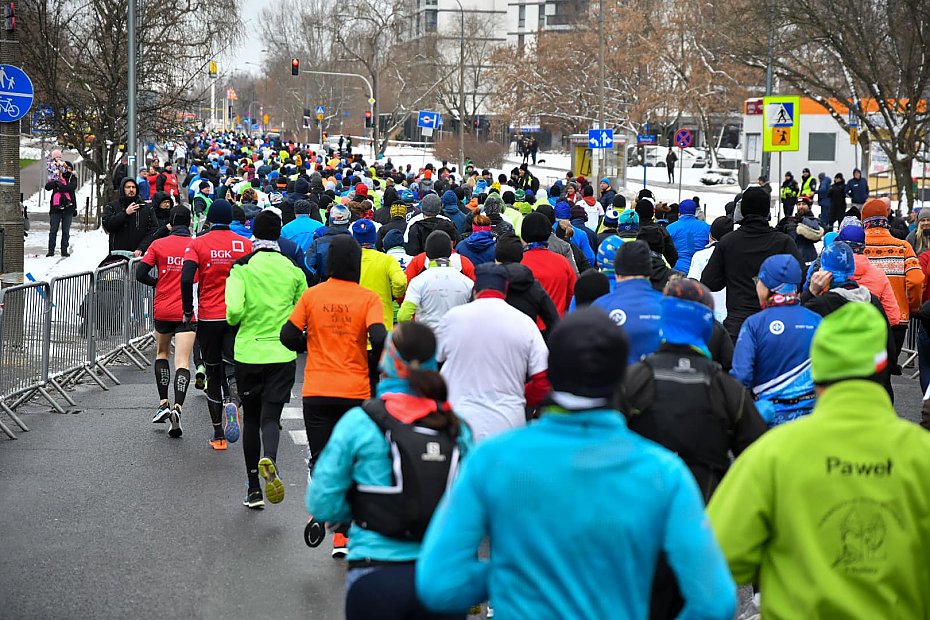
127, 0, 138, 177
597, 0, 606, 185
454, 0, 465, 177
0, 33, 22, 278
760, 0, 775, 182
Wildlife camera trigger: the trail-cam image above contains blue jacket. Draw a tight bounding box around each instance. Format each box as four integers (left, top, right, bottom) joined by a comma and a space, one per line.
455, 231, 496, 266
230, 220, 252, 239
667, 215, 711, 273
846, 176, 869, 204
416, 409, 737, 619
305, 225, 351, 280
731, 303, 821, 427
817, 177, 831, 209
307, 376, 473, 563
591, 279, 663, 363
136, 176, 151, 200
281, 215, 324, 253
441, 192, 468, 233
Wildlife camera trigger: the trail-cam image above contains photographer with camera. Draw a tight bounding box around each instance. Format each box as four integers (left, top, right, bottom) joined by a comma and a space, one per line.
102, 177, 159, 256
44, 160, 78, 257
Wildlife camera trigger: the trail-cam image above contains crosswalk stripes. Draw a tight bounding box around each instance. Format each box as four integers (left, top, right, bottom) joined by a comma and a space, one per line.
285, 384, 306, 445
282, 406, 302, 419
288, 429, 308, 446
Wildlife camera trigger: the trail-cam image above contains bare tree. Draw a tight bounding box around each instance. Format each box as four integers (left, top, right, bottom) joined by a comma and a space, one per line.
21, 0, 241, 210
716, 0, 930, 209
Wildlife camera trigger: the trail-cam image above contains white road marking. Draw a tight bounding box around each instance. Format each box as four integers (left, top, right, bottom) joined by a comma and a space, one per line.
289, 430, 308, 445
282, 406, 302, 420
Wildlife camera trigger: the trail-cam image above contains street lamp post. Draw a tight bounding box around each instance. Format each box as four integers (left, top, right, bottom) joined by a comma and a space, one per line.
597, 0, 605, 186
453, 0, 466, 178
127, 0, 138, 176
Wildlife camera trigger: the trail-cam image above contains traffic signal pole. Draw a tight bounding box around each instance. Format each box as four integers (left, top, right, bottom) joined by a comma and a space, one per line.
0, 18, 22, 280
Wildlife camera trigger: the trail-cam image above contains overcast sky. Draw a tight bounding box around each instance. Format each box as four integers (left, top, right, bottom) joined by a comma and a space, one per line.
221, 2, 266, 75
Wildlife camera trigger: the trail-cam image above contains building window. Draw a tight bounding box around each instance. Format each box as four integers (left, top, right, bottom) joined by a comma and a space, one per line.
518, 5, 526, 28
517, 34, 525, 51
425, 9, 437, 32
538, 6, 546, 28
746, 133, 761, 163
808, 132, 836, 162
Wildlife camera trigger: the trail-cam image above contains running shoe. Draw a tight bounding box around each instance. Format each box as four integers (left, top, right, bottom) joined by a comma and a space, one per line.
152, 401, 171, 424
209, 437, 227, 450
168, 405, 183, 438
304, 516, 325, 548
258, 457, 285, 504
331, 533, 348, 559
194, 365, 206, 390
223, 400, 241, 443
243, 488, 264, 510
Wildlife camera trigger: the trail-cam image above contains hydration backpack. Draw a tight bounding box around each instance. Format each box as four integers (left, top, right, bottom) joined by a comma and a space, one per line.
350, 398, 460, 541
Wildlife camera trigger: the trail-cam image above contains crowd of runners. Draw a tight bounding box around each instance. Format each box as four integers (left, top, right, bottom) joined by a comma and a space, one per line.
96, 130, 930, 619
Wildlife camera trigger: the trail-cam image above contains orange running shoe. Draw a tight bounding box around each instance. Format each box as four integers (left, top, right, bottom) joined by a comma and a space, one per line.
209, 437, 227, 450
332, 533, 349, 559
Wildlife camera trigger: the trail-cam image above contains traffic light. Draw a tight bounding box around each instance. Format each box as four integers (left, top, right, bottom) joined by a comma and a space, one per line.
291, 58, 300, 76
4, 2, 15, 32
208, 60, 217, 78
364, 110, 372, 127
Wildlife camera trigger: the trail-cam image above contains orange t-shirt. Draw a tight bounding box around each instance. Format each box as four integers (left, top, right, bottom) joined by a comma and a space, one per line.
288, 279, 384, 399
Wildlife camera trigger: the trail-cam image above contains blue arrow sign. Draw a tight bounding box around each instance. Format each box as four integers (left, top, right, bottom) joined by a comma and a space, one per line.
0, 65, 33, 123
417, 111, 441, 129
588, 128, 614, 149
315, 105, 325, 115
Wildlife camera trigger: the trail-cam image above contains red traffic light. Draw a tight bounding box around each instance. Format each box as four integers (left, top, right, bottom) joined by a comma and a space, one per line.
291, 58, 299, 76
364, 110, 372, 127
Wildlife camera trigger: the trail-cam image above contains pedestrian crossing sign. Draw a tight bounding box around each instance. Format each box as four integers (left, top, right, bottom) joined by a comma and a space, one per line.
763, 95, 800, 152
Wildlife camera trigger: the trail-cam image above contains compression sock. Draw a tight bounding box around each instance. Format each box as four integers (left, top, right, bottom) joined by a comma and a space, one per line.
154, 359, 170, 402
173, 368, 191, 407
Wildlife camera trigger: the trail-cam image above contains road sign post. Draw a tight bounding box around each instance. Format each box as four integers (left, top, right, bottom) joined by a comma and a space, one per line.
673, 129, 693, 201
0, 60, 28, 280
636, 133, 657, 188
762, 95, 801, 153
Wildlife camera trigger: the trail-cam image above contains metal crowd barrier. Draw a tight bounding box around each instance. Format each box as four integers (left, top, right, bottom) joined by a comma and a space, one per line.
0, 257, 156, 439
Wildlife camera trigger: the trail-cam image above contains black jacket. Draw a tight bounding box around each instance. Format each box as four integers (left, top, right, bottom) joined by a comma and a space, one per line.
44, 172, 78, 215
700, 214, 802, 339
376, 218, 408, 250
102, 177, 159, 253
638, 223, 678, 267
827, 182, 846, 214
502, 263, 559, 338
405, 217, 458, 256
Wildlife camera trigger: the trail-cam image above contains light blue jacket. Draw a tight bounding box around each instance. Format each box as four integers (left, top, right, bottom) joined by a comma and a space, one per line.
306, 377, 473, 562
667, 215, 711, 273
280, 215, 324, 254
416, 409, 737, 619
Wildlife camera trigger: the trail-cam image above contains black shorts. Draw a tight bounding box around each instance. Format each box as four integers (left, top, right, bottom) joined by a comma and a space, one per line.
196, 320, 236, 365
154, 319, 196, 335
235, 360, 296, 405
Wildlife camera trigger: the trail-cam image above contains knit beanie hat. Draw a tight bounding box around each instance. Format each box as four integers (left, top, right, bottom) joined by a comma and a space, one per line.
862, 198, 889, 228
253, 210, 282, 241
603, 208, 621, 226
758, 254, 802, 294
811, 302, 888, 384
474, 263, 508, 294
514, 189, 526, 202
382, 228, 405, 251
351, 219, 377, 246
919, 207, 930, 222
635, 197, 656, 222
536, 204, 556, 225
420, 193, 442, 216
611, 194, 627, 211
839, 215, 862, 232
573, 270, 611, 307
740, 186, 771, 218
521, 212, 552, 243
169, 205, 192, 227
710, 216, 734, 241
820, 240, 856, 284
442, 189, 458, 208
293, 199, 312, 215
390, 203, 407, 219
614, 240, 652, 277
838, 223, 866, 244
495, 234, 524, 263
207, 199, 233, 225
425, 230, 453, 260
597, 235, 624, 276
295, 178, 311, 194
355, 183, 369, 197
329, 204, 351, 225
570, 205, 588, 221
678, 199, 698, 216
663, 278, 715, 309
518, 201, 534, 215
617, 210, 640, 232
554, 201, 572, 220
547, 307, 629, 404
484, 195, 503, 217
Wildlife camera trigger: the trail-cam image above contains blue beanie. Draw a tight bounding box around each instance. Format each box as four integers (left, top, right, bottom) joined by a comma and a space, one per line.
207, 199, 233, 225
821, 241, 856, 284
554, 201, 572, 220
678, 199, 698, 216
441, 189, 458, 207
382, 228, 405, 251
600, 177, 611, 185
351, 219, 377, 245
597, 235, 624, 276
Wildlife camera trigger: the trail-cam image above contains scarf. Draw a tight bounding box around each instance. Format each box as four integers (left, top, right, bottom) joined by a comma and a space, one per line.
764, 292, 800, 308
252, 239, 280, 251
526, 241, 549, 251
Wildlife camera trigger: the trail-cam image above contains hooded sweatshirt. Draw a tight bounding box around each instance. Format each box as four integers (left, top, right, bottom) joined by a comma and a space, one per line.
502, 262, 560, 336
441, 190, 467, 233
102, 177, 159, 253
455, 231, 496, 266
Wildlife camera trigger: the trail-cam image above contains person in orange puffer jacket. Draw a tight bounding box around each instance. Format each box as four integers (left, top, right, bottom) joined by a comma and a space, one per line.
862, 198, 924, 368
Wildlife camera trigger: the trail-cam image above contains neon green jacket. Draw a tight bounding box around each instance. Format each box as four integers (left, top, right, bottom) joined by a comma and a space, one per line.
707, 380, 930, 619
501, 207, 523, 238
359, 247, 406, 329
225, 249, 307, 364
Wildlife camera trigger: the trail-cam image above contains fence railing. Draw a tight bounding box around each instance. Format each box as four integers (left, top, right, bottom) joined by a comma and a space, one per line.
0, 256, 154, 439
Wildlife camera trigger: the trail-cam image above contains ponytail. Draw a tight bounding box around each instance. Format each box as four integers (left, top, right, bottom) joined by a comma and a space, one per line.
408, 368, 459, 439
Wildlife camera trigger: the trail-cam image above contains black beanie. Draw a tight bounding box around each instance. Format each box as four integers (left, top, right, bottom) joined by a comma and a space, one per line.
710, 215, 734, 241
207, 199, 233, 225
521, 212, 552, 243
326, 234, 362, 282
502, 190, 515, 205
495, 234, 524, 264
614, 240, 652, 276
740, 186, 770, 217
425, 230, 453, 260
169, 205, 191, 227
611, 194, 627, 211
535, 203, 556, 225
573, 269, 611, 307
635, 198, 655, 223
548, 307, 629, 401
252, 210, 282, 241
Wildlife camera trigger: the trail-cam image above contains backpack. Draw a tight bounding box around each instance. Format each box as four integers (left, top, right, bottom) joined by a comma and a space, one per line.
349, 398, 460, 541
